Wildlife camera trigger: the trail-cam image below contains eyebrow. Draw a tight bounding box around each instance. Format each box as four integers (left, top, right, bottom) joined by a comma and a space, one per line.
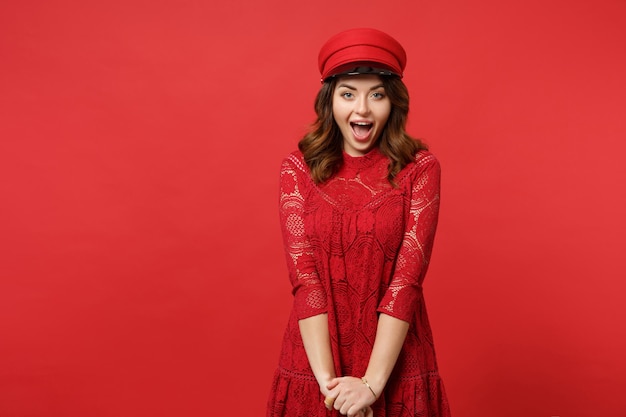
337, 83, 385, 91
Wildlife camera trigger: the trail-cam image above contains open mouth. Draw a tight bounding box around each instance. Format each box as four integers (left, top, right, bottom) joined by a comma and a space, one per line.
350, 121, 373, 139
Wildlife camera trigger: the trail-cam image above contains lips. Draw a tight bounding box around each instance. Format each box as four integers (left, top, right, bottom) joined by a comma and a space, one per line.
350, 121, 373, 140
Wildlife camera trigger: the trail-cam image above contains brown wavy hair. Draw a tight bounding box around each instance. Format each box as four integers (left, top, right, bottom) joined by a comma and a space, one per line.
298, 75, 427, 185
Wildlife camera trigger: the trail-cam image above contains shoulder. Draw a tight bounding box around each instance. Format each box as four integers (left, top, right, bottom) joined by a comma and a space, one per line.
281, 150, 308, 172
280, 150, 313, 188
398, 150, 441, 182
413, 149, 440, 171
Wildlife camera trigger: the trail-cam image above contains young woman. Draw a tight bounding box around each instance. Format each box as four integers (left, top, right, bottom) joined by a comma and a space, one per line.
267, 28, 451, 417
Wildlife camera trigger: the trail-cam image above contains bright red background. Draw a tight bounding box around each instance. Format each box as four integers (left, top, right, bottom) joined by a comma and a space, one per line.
1, 1, 625, 416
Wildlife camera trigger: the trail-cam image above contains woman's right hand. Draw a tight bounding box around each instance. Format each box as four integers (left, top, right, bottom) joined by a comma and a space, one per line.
323, 395, 374, 416
321, 378, 336, 410
321, 377, 374, 416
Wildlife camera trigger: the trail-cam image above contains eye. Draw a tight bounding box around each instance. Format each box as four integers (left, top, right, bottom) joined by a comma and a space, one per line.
341, 91, 354, 99
371, 91, 385, 99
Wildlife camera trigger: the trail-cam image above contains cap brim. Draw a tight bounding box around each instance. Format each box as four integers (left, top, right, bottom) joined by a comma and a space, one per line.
322, 61, 402, 81
326, 65, 398, 79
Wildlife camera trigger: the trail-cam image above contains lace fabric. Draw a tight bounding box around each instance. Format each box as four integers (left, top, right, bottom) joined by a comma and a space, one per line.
268, 148, 451, 416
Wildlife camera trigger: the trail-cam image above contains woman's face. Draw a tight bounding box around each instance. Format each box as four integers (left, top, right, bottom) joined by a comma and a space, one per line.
332, 74, 391, 156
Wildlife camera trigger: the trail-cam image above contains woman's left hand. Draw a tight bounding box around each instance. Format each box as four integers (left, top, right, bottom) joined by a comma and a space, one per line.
326, 376, 376, 417
358, 406, 374, 417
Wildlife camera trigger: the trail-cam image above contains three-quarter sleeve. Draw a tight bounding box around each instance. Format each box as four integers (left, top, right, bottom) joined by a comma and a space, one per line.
279, 155, 327, 320
377, 153, 441, 322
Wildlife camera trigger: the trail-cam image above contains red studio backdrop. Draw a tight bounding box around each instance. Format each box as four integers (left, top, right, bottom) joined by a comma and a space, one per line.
1, 1, 625, 416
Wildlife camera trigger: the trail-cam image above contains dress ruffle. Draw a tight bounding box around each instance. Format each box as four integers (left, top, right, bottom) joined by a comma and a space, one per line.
376, 372, 451, 417
267, 368, 330, 417
267, 368, 451, 417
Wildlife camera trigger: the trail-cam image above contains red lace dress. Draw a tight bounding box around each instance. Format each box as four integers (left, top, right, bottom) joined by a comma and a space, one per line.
267, 147, 451, 417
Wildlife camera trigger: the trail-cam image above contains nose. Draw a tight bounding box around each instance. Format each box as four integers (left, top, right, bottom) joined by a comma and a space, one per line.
355, 95, 370, 115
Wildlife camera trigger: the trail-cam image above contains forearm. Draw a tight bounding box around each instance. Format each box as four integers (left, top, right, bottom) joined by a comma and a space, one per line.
299, 313, 336, 391
363, 313, 409, 397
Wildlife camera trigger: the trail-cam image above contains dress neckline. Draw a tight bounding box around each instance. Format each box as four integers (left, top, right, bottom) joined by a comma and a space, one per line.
342, 147, 386, 170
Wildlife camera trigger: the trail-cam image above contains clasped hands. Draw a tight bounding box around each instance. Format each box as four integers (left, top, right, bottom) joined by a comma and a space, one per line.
323, 376, 376, 417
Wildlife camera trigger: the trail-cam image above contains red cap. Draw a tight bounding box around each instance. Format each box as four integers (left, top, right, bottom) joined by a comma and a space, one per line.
318, 28, 407, 81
